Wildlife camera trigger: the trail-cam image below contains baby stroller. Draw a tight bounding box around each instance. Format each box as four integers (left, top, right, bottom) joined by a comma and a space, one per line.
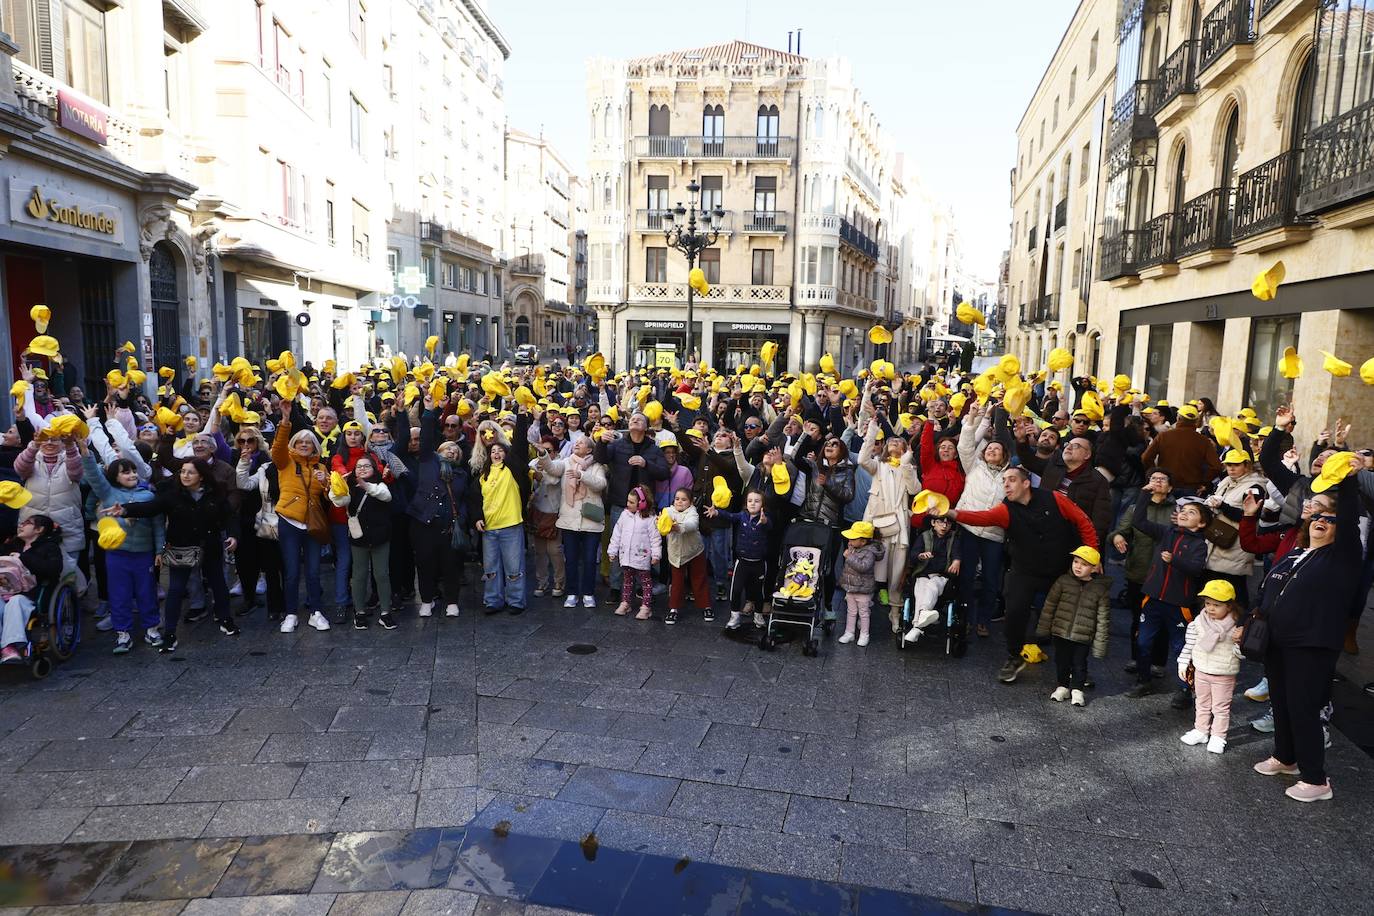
763, 520, 833, 657
895, 577, 967, 657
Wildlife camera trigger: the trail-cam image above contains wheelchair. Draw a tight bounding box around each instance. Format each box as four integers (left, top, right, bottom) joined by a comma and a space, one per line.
20, 573, 80, 679
895, 577, 967, 657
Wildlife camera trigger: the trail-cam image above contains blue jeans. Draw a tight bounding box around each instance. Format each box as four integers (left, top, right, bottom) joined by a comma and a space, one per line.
1137, 597, 1186, 689
279, 520, 322, 616
331, 523, 352, 610
705, 527, 733, 590
482, 524, 526, 609
105, 549, 158, 633
562, 529, 600, 598
958, 532, 1004, 627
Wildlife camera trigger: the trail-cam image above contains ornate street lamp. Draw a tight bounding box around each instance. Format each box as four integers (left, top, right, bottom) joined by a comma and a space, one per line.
663, 179, 725, 365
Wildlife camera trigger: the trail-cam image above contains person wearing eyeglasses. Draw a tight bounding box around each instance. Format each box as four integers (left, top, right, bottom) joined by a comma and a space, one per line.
234, 426, 284, 624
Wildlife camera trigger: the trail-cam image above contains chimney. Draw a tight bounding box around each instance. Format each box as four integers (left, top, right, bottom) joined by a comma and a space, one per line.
796, 29, 802, 54
787, 31, 792, 53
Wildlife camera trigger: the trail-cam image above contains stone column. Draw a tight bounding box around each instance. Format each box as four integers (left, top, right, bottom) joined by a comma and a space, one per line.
1296, 309, 1374, 431
1216, 317, 1253, 415
594, 305, 617, 364
800, 309, 825, 372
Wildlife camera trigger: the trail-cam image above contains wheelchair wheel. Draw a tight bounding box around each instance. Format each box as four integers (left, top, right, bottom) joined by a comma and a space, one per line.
47, 582, 79, 662
30, 655, 51, 679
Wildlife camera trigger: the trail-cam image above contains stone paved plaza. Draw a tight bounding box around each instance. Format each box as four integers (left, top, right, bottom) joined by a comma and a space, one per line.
0, 586, 1372, 916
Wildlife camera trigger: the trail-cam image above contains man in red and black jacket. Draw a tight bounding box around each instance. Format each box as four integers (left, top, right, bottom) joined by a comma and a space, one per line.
949, 465, 1098, 685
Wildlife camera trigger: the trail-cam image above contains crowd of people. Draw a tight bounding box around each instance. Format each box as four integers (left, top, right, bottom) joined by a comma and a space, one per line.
0, 316, 1367, 806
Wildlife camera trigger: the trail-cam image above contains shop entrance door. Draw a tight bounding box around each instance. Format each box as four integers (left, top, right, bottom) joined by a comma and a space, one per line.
149, 242, 183, 375
4, 256, 44, 378
78, 261, 116, 394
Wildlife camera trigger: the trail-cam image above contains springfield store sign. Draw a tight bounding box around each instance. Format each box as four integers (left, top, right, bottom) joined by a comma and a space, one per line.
10, 181, 123, 244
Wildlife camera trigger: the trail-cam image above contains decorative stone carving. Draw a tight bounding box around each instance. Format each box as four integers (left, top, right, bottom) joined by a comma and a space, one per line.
138, 204, 172, 260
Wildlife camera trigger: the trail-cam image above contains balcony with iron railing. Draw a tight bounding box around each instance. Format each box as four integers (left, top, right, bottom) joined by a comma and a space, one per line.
1110, 80, 1158, 145
1135, 212, 1177, 269
1233, 149, 1314, 243
1150, 40, 1198, 123
420, 220, 445, 243
1299, 100, 1374, 215
459, 38, 474, 64
1175, 187, 1234, 259
1054, 199, 1068, 232
634, 209, 733, 233
839, 218, 879, 259
743, 210, 787, 233
633, 135, 796, 160
1098, 229, 1144, 281
1197, 0, 1255, 86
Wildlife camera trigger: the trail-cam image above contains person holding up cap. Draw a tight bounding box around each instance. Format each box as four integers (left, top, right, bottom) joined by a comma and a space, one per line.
1140, 404, 1222, 496
835, 520, 885, 646
857, 415, 920, 634
1034, 545, 1111, 707
1177, 579, 1244, 754
1202, 449, 1275, 607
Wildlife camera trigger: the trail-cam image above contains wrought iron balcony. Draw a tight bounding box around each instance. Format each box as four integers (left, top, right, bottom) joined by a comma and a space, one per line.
1110, 80, 1158, 145
1135, 213, 1177, 269
635, 209, 732, 232
839, 218, 879, 259
420, 221, 445, 243
1098, 230, 1143, 281
1054, 199, 1068, 231
1151, 40, 1198, 114
1299, 100, 1374, 214
1198, 0, 1256, 76
633, 135, 796, 160
1175, 188, 1234, 257
1234, 149, 1312, 239
743, 210, 787, 233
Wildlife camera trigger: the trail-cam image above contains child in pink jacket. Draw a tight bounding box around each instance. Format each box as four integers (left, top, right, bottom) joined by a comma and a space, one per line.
607, 484, 661, 620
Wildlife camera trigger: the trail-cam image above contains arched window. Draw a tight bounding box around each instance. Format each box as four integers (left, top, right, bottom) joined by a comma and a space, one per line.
1171, 142, 1188, 211
1219, 106, 1240, 191
813, 105, 824, 137
602, 106, 611, 138
515, 315, 530, 346
149, 242, 183, 374
756, 104, 779, 155
701, 104, 724, 155
1289, 52, 1314, 151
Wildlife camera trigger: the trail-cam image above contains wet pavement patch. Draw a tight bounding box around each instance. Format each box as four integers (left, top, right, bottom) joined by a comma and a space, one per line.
566, 644, 598, 655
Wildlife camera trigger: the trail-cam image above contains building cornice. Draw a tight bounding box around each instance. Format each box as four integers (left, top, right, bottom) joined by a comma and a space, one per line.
459, 0, 510, 60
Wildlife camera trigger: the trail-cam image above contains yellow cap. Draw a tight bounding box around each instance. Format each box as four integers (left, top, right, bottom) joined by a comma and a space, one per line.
1221, 449, 1252, 464
1198, 579, 1237, 602
840, 521, 875, 540
1070, 545, 1101, 567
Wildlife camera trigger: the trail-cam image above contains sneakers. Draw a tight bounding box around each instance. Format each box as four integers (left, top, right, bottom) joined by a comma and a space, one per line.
308, 611, 331, 631
95, 615, 114, 632
157, 638, 178, 654
582, 595, 596, 608
838, 631, 855, 644
1285, 781, 1333, 802
1125, 682, 1154, 699
0, 645, 21, 664
1123, 659, 1139, 674
1207, 736, 1226, 754
634, 606, 653, 621
912, 609, 939, 631
1180, 729, 1208, 746
1251, 712, 1276, 733
665, 609, 679, 625
703, 607, 715, 622
563, 595, 578, 608
614, 602, 631, 616
1050, 686, 1071, 702
1149, 664, 1165, 678
533, 586, 547, 598
552, 587, 565, 598
726, 612, 742, 630
280, 614, 299, 633
1070, 690, 1086, 707
418, 602, 433, 618
445, 604, 460, 618
752, 612, 765, 628
229, 580, 243, 597
1245, 678, 1270, 702
1253, 756, 1300, 776
256, 574, 267, 595
857, 632, 870, 647
144, 627, 163, 648
377, 613, 398, 630
219, 620, 240, 636
902, 625, 925, 644
353, 615, 369, 630
113, 631, 132, 654
997, 657, 1027, 684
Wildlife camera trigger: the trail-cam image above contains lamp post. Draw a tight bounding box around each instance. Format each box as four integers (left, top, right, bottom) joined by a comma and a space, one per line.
663, 179, 724, 367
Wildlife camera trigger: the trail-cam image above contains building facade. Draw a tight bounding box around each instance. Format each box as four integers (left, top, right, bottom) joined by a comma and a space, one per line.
382, 0, 509, 361
1009, 0, 1374, 429
586, 41, 921, 375
503, 127, 577, 358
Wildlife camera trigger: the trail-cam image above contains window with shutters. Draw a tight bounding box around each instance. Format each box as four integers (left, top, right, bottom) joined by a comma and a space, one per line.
62, 0, 108, 102
645, 247, 666, 283
351, 199, 369, 259
752, 249, 775, 285
699, 176, 723, 213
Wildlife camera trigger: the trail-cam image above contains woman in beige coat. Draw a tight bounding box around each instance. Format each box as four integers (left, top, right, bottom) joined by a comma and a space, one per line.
858, 416, 920, 632
541, 437, 608, 608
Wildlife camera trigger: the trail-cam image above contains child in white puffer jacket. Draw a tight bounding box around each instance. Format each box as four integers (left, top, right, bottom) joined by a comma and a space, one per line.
1177, 579, 1244, 755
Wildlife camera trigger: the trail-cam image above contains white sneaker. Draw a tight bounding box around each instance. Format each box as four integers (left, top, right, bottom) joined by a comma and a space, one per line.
563, 595, 578, 608
856, 632, 870, 647
95, 615, 114, 632
280, 614, 299, 633
256, 574, 267, 595
418, 602, 433, 617
838, 631, 855, 644
308, 611, 331, 631
1050, 686, 1071, 702
1207, 736, 1226, 754
752, 612, 765, 628
913, 609, 939, 630
1245, 677, 1269, 702
229, 580, 243, 597
1070, 690, 1086, 707
726, 612, 742, 630
444, 604, 459, 618
1180, 729, 1208, 746
902, 625, 924, 644
582, 595, 596, 608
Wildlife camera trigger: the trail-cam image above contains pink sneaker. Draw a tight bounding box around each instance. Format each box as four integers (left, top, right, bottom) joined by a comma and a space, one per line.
614, 603, 631, 616
1285, 781, 1333, 802
1253, 757, 1300, 777
0, 645, 22, 664
634, 606, 653, 621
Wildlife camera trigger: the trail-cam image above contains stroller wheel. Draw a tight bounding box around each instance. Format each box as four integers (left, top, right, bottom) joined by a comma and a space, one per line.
804, 639, 819, 657
758, 633, 775, 651
30, 655, 51, 679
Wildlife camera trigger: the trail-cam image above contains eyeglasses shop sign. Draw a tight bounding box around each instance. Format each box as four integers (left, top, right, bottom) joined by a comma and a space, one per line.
9, 181, 123, 245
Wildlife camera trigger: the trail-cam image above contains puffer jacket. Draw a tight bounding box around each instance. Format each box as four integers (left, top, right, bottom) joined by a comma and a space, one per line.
955, 415, 1006, 543
1204, 470, 1265, 576
663, 504, 704, 567
907, 527, 958, 578
858, 425, 920, 548
836, 540, 885, 595
1112, 494, 1175, 584
547, 456, 608, 534
690, 446, 747, 532
270, 420, 325, 526
1035, 571, 1111, 657
1178, 615, 1242, 677
82, 452, 163, 554
607, 511, 660, 571
795, 457, 855, 527
15, 442, 84, 554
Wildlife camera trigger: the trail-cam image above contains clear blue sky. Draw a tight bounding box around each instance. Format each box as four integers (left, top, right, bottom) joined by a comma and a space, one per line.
498, 0, 1081, 281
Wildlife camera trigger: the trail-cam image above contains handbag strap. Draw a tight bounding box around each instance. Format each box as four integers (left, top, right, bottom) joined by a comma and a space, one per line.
349, 492, 368, 518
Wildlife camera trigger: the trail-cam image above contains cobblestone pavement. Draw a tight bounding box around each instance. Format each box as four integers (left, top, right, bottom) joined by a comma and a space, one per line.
0, 582, 1371, 915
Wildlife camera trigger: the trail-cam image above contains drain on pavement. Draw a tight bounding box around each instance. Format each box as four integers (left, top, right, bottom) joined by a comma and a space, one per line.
566, 644, 597, 655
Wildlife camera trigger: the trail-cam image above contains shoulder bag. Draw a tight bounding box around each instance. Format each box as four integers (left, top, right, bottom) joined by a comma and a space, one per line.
580, 500, 605, 524
1200, 516, 1238, 549
162, 545, 202, 568
254, 471, 279, 541
1238, 610, 1269, 662
347, 493, 368, 540
306, 493, 331, 545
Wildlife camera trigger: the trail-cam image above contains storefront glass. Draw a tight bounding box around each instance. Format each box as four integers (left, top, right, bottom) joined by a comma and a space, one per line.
626, 320, 700, 370
711, 322, 787, 371
1145, 324, 1173, 400
1245, 315, 1299, 420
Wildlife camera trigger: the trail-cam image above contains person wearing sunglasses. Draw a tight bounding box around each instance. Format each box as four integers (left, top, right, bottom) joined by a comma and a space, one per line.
233, 426, 284, 623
